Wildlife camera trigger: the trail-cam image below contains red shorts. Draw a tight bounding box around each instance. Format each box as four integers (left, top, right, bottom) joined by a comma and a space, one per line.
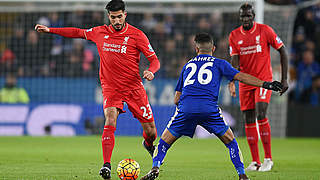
102, 87, 154, 123
239, 87, 272, 111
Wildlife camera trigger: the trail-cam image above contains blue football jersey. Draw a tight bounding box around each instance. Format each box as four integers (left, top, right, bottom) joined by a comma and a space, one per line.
175, 54, 239, 113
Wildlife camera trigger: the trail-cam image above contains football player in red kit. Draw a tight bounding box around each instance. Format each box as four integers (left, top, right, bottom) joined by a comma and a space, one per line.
228, 3, 288, 172
35, 0, 160, 179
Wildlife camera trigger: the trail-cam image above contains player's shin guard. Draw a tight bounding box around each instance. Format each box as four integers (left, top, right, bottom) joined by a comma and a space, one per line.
225, 139, 245, 175
152, 138, 171, 168
245, 122, 260, 164
101, 125, 116, 164
258, 118, 272, 159
143, 130, 157, 147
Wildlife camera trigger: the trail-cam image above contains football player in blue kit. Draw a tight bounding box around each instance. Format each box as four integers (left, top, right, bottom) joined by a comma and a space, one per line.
140, 33, 283, 180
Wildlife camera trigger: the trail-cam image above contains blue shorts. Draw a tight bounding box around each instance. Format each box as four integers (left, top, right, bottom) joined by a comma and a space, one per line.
167, 108, 229, 138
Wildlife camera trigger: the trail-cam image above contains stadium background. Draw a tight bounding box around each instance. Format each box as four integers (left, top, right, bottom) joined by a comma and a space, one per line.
0, 0, 319, 137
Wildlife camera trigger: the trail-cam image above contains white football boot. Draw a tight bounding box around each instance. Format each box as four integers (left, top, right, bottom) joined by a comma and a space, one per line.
245, 161, 261, 171
259, 158, 274, 172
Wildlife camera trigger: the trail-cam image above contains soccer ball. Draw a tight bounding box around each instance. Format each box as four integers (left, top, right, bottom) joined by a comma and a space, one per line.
116, 158, 141, 180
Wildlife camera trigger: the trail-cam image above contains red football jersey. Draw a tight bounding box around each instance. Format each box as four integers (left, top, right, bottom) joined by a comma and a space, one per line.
229, 22, 284, 90
84, 23, 158, 91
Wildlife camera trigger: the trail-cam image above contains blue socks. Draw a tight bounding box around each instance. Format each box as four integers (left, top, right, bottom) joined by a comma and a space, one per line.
225, 139, 245, 175
152, 137, 245, 176
152, 138, 171, 168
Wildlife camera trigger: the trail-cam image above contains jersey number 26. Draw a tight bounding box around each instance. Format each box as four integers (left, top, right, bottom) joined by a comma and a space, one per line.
184, 62, 213, 87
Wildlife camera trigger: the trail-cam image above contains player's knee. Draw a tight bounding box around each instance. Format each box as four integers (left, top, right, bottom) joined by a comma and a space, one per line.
243, 110, 256, 124
256, 112, 266, 120
144, 127, 157, 137
224, 136, 234, 144
104, 115, 117, 126
220, 129, 234, 144
142, 122, 156, 134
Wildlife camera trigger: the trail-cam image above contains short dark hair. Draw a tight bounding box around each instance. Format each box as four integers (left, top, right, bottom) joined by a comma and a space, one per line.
239, 3, 255, 15
194, 33, 213, 44
105, 0, 125, 12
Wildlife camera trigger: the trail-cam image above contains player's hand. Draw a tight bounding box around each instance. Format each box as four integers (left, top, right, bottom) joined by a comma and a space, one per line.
280, 79, 289, 96
262, 81, 283, 92
228, 81, 236, 97
143, 70, 154, 81
34, 24, 50, 33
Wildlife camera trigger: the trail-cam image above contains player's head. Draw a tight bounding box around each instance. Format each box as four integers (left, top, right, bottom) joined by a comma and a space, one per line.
194, 33, 215, 55
105, 0, 127, 31
239, 3, 255, 30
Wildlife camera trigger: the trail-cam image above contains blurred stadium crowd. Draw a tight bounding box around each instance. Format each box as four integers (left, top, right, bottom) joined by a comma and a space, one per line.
0, 2, 319, 106
0, 9, 232, 79
289, 2, 320, 105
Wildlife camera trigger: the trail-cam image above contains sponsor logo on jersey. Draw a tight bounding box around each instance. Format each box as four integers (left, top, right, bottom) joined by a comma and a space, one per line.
240, 45, 262, 55
148, 44, 154, 52
104, 35, 109, 39
86, 28, 93, 32
102, 42, 127, 53
238, 40, 243, 45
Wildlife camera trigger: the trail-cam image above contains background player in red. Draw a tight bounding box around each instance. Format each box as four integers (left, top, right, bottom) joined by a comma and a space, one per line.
228, 3, 288, 172
35, 0, 160, 179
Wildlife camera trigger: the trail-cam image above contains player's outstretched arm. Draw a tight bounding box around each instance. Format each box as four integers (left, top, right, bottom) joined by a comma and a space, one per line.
234, 72, 282, 92
34, 24, 86, 39
35, 24, 50, 33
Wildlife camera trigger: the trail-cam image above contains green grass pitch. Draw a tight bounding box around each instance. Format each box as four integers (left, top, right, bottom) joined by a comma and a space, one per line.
0, 136, 319, 180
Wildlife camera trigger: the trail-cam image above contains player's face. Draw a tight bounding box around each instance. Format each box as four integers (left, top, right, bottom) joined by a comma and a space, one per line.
239, 9, 254, 30
108, 10, 127, 31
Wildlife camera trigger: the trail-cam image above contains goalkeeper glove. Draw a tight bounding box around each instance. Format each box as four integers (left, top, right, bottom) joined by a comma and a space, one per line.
262, 81, 283, 91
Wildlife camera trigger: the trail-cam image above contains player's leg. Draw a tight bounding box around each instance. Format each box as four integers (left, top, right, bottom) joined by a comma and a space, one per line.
256, 102, 271, 159
102, 107, 119, 164
141, 121, 157, 157
126, 88, 157, 157
218, 129, 249, 180
255, 88, 273, 171
99, 107, 120, 180
240, 88, 261, 170
243, 109, 261, 170
140, 128, 178, 180
141, 108, 191, 180
199, 110, 249, 180
100, 90, 125, 180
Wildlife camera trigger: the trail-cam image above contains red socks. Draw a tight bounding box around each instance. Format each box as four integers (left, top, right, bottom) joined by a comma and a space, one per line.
245, 118, 272, 163
101, 126, 157, 164
245, 122, 260, 164
143, 131, 157, 147
101, 125, 116, 164
258, 118, 272, 159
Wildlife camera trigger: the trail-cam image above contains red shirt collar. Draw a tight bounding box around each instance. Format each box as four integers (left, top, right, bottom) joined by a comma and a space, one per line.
107, 22, 129, 34
240, 22, 257, 35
